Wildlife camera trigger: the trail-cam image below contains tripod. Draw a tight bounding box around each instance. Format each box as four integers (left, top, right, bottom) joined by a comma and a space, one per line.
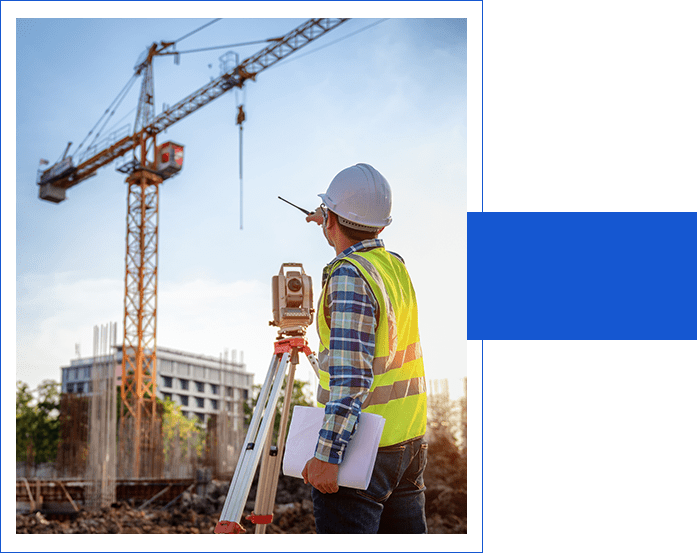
215, 329, 321, 534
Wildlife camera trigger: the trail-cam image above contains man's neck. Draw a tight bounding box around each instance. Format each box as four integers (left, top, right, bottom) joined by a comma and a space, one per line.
333, 235, 360, 256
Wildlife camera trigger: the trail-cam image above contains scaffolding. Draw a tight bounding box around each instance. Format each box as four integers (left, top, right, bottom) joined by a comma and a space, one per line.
56, 394, 89, 478
215, 350, 244, 478
86, 323, 118, 509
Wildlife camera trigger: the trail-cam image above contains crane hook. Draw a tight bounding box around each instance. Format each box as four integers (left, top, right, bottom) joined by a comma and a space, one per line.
236, 105, 246, 126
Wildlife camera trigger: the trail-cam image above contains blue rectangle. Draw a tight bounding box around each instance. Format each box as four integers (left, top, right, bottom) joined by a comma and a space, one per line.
467, 212, 697, 339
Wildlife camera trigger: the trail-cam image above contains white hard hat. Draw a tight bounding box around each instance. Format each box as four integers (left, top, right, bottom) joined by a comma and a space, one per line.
319, 163, 392, 230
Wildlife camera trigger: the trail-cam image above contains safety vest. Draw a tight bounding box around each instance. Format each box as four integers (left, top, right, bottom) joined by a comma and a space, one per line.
316, 247, 427, 447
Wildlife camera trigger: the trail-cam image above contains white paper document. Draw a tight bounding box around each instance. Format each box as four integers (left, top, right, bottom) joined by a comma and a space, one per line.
282, 406, 386, 490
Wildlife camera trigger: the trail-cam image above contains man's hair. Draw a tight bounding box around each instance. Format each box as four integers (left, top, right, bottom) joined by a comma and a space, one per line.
338, 221, 380, 242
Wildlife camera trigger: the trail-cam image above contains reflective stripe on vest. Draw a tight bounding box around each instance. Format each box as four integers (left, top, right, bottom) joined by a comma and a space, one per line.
316, 248, 426, 447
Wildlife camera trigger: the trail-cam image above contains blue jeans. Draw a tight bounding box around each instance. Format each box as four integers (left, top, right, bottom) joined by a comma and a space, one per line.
312, 436, 428, 533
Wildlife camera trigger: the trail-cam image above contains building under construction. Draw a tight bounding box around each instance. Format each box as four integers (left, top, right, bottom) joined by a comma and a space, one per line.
62, 345, 252, 424
17, 323, 255, 515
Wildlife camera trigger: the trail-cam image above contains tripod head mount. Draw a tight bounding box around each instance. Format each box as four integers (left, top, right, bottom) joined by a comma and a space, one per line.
270, 263, 314, 338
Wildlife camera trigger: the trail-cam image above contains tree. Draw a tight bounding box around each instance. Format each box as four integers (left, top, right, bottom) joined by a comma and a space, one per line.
161, 398, 205, 461
244, 378, 314, 441
16, 380, 61, 464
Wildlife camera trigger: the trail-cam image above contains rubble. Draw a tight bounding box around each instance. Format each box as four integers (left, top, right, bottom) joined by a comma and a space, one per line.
17, 432, 466, 534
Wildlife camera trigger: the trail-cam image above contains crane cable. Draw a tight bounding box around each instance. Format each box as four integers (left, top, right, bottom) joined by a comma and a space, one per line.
103, 105, 137, 138
172, 38, 274, 55
173, 18, 222, 45
273, 18, 389, 68
73, 72, 139, 161
235, 86, 247, 230
87, 74, 139, 155
238, 110, 244, 231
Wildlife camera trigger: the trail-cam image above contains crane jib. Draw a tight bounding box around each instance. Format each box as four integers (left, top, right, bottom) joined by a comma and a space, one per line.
37, 18, 350, 201
151, 18, 349, 136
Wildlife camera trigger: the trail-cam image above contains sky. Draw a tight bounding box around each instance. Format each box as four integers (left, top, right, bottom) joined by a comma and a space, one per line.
9, 10, 467, 398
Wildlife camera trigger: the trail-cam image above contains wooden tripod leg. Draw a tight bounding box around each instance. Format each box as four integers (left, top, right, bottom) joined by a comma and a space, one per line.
253, 350, 298, 534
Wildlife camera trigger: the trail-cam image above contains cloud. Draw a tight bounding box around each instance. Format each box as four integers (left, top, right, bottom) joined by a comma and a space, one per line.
16, 265, 466, 402
15, 273, 292, 388
16, 272, 123, 386
157, 278, 282, 379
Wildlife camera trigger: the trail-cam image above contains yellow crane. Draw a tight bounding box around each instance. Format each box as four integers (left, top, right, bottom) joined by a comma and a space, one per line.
36, 18, 349, 477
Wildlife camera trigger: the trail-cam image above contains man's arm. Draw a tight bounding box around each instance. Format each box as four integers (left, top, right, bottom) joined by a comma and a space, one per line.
303, 263, 377, 492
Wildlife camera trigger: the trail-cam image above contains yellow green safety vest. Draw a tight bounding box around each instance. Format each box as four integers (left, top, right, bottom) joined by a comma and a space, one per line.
316, 247, 427, 447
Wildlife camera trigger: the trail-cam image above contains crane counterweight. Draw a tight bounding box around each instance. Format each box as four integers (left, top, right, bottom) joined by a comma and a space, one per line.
37, 157, 76, 203
38, 182, 67, 203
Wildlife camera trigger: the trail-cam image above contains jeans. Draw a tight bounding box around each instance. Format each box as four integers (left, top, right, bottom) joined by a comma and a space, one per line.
312, 436, 428, 533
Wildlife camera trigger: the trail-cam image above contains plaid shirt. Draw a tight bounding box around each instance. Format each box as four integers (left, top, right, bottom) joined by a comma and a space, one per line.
315, 239, 401, 464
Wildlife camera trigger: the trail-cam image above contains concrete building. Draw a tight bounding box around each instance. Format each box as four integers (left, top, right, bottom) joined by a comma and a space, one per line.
61, 346, 254, 424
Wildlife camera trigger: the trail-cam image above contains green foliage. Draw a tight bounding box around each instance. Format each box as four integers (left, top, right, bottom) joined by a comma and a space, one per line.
244, 378, 314, 441
161, 398, 205, 460
16, 380, 61, 464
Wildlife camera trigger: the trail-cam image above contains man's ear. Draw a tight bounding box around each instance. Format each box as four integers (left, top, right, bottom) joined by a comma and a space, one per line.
325, 210, 337, 229
378, 227, 385, 235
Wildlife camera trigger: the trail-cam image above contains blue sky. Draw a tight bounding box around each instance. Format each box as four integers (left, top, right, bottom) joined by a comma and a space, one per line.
9, 12, 467, 395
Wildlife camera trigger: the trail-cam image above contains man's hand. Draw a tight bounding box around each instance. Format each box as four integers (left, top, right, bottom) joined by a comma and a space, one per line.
306, 208, 324, 225
302, 456, 339, 494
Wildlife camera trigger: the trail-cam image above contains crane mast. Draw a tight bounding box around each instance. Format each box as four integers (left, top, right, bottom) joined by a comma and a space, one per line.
36, 18, 349, 478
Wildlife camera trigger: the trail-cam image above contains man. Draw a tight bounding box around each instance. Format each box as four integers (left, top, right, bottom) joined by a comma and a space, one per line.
301, 163, 428, 534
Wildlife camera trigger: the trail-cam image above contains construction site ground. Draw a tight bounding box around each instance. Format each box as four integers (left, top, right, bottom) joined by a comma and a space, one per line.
16, 430, 466, 534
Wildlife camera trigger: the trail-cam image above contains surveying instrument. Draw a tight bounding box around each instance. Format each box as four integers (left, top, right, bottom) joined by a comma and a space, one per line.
215, 263, 321, 534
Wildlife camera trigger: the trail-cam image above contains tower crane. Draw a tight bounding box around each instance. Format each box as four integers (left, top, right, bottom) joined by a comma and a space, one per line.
36, 18, 349, 477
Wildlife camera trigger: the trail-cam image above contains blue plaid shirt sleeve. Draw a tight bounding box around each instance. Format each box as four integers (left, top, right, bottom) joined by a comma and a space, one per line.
314, 262, 377, 464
